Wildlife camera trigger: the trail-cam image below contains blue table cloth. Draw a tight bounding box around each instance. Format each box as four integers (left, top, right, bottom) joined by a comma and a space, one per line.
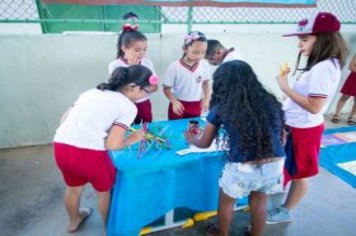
320, 126, 356, 188
107, 118, 228, 236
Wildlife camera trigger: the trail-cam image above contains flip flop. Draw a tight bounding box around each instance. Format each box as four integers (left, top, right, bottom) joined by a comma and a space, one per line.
331, 114, 340, 124
68, 207, 92, 233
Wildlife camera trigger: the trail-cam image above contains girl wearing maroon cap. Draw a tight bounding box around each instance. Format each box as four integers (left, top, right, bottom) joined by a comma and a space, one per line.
331, 53, 356, 125
267, 12, 348, 224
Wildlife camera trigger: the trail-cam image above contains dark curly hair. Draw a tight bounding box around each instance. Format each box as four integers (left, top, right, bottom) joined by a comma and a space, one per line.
211, 60, 285, 161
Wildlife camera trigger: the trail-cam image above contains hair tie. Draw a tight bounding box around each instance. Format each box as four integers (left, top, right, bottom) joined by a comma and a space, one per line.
149, 75, 159, 85
184, 31, 201, 45
122, 23, 138, 31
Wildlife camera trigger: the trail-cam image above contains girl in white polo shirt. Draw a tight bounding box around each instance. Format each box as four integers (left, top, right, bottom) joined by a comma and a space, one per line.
163, 31, 211, 120
53, 65, 159, 233
108, 24, 157, 124
267, 12, 348, 224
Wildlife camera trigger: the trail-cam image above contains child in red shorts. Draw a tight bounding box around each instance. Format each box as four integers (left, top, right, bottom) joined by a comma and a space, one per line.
53, 65, 159, 233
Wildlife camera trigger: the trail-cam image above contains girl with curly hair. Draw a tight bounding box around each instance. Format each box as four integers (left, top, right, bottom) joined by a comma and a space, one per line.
185, 60, 286, 236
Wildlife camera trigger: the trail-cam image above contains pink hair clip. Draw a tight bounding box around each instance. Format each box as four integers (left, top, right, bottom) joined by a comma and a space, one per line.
149, 75, 159, 85
122, 23, 138, 31
184, 32, 200, 45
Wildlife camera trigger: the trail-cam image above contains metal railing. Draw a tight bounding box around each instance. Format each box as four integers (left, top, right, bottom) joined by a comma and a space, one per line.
1, 0, 355, 32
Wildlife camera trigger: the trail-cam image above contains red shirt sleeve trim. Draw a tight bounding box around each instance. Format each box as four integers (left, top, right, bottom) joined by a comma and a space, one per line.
308, 94, 327, 98
113, 123, 128, 130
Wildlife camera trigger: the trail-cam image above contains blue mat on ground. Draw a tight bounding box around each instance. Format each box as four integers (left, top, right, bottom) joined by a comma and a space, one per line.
320, 126, 356, 188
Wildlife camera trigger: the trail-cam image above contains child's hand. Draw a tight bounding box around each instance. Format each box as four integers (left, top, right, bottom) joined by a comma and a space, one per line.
129, 129, 146, 144
184, 130, 195, 144
279, 62, 290, 77
277, 62, 290, 91
126, 50, 140, 65
172, 100, 185, 115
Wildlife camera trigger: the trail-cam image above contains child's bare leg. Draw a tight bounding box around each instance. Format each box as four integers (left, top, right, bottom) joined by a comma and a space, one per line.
334, 95, 350, 116
97, 191, 111, 229
350, 97, 356, 119
217, 188, 236, 236
64, 185, 85, 232
284, 178, 308, 209
249, 192, 268, 236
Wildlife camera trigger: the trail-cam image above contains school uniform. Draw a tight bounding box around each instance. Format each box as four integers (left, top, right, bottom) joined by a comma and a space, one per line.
340, 71, 356, 96
164, 59, 211, 120
54, 89, 137, 191
222, 47, 244, 63
108, 57, 156, 124
283, 58, 341, 184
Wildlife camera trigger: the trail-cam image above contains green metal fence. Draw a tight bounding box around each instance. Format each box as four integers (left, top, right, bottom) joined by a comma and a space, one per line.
1, 0, 355, 33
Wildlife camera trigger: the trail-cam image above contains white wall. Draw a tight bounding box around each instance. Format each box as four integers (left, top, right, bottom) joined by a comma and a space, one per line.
0, 32, 355, 148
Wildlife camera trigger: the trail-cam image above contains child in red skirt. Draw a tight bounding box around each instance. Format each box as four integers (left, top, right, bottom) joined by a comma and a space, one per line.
108, 24, 157, 124
331, 53, 356, 125
266, 12, 348, 224
53, 65, 158, 233
163, 31, 211, 120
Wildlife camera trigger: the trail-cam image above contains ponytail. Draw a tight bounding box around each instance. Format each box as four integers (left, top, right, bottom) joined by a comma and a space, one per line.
97, 65, 152, 92
97, 67, 129, 91
116, 25, 147, 59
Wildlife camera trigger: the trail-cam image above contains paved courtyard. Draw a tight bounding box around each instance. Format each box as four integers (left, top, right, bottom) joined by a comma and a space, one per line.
1, 114, 355, 236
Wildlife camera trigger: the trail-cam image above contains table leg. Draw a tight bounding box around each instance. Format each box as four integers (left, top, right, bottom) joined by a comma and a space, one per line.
139, 210, 194, 235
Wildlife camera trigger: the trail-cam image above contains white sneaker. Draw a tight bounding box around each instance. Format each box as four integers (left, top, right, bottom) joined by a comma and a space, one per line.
266, 206, 292, 224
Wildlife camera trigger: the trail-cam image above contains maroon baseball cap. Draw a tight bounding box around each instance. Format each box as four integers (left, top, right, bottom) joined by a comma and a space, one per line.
283, 12, 341, 37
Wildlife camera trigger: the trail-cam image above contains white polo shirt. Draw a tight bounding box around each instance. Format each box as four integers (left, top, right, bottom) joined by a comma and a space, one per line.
108, 57, 156, 103
163, 59, 211, 101
222, 47, 244, 63
54, 89, 137, 151
283, 58, 341, 128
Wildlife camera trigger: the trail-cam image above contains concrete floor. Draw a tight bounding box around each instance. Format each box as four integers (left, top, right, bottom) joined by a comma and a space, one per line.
1, 114, 356, 236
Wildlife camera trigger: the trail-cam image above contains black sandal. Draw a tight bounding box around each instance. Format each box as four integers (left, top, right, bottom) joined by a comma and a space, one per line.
348, 117, 356, 125
206, 223, 219, 236
331, 114, 341, 124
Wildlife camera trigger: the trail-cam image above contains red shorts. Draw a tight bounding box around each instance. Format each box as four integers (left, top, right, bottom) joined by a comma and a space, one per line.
284, 124, 324, 184
134, 99, 152, 124
54, 142, 116, 192
168, 100, 201, 120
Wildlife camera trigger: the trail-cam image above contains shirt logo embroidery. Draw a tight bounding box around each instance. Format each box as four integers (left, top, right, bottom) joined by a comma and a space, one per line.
195, 76, 202, 83
297, 19, 308, 32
